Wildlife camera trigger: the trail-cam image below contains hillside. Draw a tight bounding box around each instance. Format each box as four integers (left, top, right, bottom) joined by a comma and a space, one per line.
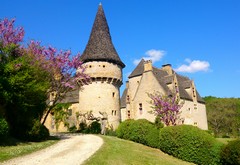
204, 96, 240, 137
82, 135, 194, 165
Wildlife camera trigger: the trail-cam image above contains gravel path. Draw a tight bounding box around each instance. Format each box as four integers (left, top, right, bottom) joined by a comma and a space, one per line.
3, 134, 103, 165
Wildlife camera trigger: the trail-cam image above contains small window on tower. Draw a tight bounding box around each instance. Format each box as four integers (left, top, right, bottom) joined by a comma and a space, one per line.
103, 65, 105, 68
127, 95, 130, 103
114, 110, 117, 116
112, 92, 115, 97
139, 103, 143, 114
127, 110, 131, 118
89, 65, 92, 68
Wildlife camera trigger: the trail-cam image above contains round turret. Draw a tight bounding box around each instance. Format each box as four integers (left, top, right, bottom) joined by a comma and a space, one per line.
78, 4, 124, 129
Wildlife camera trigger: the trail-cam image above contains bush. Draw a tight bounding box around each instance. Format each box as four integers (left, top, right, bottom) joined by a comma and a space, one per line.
68, 125, 77, 132
116, 119, 134, 139
0, 117, 9, 140
154, 116, 164, 129
159, 125, 223, 165
221, 139, 240, 165
116, 119, 160, 148
87, 121, 101, 134
27, 119, 49, 141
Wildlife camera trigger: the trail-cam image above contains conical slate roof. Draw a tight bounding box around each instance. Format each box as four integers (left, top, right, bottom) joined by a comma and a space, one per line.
81, 4, 125, 68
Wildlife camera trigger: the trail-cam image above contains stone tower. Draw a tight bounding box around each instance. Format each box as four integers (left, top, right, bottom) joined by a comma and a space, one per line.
79, 4, 125, 129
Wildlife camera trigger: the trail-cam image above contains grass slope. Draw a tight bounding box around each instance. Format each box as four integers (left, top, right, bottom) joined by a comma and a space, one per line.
83, 135, 194, 165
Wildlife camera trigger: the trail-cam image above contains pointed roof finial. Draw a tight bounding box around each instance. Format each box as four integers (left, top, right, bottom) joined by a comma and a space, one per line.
99, 2, 102, 6
81, 4, 125, 68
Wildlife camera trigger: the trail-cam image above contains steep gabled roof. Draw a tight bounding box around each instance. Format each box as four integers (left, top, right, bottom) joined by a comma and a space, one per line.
125, 60, 205, 104
128, 59, 145, 78
120, 88, 127, 108
152, 67, 171, 94
59, 89, 79, 103
81, 4, 125, 68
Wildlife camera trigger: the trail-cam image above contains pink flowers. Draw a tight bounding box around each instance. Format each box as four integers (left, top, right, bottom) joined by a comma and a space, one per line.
149, 92, 183, 126
0, 18, 90, 124
0, 18, 24, 46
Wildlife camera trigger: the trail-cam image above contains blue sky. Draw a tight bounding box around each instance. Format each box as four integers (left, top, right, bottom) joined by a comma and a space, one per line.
1, 0, 240, 98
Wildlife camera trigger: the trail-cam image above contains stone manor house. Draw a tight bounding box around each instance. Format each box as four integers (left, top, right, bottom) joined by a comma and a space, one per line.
44, 4, 208, 132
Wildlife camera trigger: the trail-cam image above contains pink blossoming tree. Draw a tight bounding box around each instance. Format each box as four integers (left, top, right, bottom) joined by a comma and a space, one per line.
0, 18, 89, 125
148, 92, 183, 126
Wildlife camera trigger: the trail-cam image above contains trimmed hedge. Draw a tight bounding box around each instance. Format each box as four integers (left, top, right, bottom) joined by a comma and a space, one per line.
221, 139, 240, 165
159, 125, 223, 165
116, 119, 160, 148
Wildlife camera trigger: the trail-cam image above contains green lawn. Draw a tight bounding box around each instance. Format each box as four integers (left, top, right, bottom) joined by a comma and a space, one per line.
83, 135, 194, 165
2, 135, 232, 164
0, 137, 59, 162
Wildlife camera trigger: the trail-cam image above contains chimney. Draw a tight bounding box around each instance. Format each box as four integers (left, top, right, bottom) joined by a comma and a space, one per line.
144, 60, 153, 72
162, 64, 173, 75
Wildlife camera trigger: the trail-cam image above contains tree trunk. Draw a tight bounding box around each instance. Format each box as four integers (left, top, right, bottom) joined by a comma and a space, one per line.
41, 108, 51, 125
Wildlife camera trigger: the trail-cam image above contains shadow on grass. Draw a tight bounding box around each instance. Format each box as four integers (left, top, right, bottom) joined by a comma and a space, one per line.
0, 135, 60, 147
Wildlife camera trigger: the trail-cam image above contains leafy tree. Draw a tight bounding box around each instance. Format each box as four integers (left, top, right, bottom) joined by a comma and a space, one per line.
0, 18, 50, 139
204, 96, 240, 137
0, 18, 88, 139
148, 92, 183, 126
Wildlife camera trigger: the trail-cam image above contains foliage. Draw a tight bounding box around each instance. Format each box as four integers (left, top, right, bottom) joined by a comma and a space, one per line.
84, 121, 101, 134
220, 139, 240, 165
116, 119, 160, 148
204, 96, 240, 137
105, 127, 117, 136
159, 125, 224, 165
27, 119, 49, 141
0, 18, 88, 140
148, 92, 183, 126
52, 103, 71, 131
78, 121, 101, 134
0, 117, 9, 140
154, 115, 164, 129
27, 40, 89, 124
68, 125, 77, 132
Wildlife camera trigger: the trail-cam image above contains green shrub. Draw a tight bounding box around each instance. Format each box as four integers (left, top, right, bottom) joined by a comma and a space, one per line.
78, 122, 87, 132
106, 129, 117, 136
27, 119, 49, 141
221, 139, 240, 165
85, 121, 101, 134
0, 117, 9, 140
154, 116, 164, 129
159, 125, 223, 165
116, 119, 134, 139
116, 119, 159, 148
68, 125, 77, 132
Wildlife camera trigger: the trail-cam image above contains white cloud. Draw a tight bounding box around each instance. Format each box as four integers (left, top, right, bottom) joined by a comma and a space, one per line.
175, 59, 210, 73
133, 49, 165, 65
